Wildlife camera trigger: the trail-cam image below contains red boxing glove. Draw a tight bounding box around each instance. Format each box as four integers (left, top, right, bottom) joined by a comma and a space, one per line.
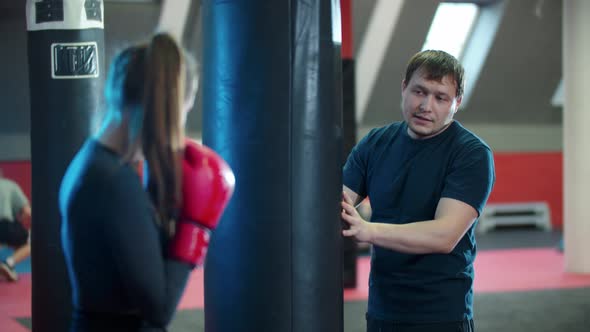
180, 140, 235, 229
169, 140, 235, 266
170, 221, 211, 266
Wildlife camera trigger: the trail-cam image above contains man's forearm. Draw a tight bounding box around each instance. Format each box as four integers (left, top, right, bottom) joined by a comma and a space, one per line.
368, 198, 478, 254
369, 219, 459, 254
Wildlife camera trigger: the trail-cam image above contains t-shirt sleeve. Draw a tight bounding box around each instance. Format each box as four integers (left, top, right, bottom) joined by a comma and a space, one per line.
99, 171, 191, 328
441, 145, 495, 216
342, 129, 375, 198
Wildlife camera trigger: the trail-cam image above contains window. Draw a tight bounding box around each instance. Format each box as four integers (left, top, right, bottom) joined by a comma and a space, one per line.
422, 3, 479, 59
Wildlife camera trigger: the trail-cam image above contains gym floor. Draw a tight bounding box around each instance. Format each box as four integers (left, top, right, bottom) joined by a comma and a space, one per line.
1, 228, 589, 332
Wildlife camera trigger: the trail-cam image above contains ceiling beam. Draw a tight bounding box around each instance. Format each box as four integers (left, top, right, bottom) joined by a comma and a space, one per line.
355, 0, 405, 123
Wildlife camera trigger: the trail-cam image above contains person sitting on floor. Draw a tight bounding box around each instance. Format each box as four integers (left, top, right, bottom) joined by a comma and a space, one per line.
0, 169, 32, 282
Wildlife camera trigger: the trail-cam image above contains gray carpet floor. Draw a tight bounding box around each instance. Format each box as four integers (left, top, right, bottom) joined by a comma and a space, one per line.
165, 285, 590, 332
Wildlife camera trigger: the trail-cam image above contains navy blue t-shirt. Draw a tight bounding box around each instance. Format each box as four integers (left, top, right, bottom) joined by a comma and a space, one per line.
343, 121, 495, 323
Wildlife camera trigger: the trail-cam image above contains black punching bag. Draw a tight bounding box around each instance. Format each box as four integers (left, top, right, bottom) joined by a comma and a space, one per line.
26, 1, 105, 331
202, 0, 344, 331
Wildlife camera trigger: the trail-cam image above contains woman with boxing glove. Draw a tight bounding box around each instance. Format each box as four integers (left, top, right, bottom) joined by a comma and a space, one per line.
59, 33, 234, 331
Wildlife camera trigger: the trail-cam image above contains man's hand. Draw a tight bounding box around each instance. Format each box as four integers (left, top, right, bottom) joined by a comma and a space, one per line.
341, 191, 373, 243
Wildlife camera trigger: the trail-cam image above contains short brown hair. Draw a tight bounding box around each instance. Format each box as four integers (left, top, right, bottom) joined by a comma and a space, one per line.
404, 50, 465, 98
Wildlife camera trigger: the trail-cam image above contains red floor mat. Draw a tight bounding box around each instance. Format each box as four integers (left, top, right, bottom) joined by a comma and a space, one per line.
2, 248, 590, 319
177, 248, 590, 308
0, 274, 31, 332
474, 248, 590, 293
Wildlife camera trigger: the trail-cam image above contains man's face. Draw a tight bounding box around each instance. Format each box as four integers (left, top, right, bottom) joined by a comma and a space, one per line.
400, 68, 462, 139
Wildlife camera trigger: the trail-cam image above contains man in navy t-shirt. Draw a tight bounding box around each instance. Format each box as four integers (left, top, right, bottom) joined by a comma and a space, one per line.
342, 50, 495, 332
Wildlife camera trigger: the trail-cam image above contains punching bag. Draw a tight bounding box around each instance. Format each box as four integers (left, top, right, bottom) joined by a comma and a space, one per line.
26, 1, 105, 331
202, 0, 344, 331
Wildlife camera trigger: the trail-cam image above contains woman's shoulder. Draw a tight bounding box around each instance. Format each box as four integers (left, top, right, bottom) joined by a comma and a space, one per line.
59, 139, 143, 212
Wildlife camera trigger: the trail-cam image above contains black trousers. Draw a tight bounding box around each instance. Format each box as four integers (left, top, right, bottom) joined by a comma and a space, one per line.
0, 219, 28, 247
367, 314, 475, 332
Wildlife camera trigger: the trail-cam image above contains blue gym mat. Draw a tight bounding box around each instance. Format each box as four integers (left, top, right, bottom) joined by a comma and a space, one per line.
0, 247, 31, 274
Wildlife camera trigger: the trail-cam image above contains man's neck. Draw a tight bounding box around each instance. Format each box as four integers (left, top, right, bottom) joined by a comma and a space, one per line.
407, 120, 454, 140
